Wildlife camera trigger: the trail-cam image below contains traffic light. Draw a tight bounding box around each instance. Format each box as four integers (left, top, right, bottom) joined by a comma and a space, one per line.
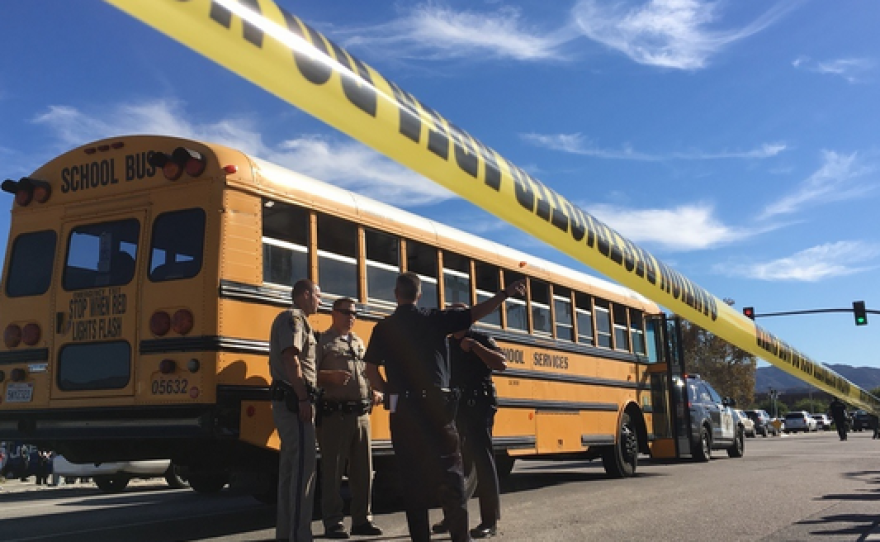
853, 301, 868, 326
742, 307, 755, 320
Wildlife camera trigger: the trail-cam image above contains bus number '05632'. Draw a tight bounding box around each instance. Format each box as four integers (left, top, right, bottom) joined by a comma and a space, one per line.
152, 379, 188, 395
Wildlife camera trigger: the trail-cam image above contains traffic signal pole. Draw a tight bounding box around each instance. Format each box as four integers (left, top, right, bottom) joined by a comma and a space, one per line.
743, 305, 877, 321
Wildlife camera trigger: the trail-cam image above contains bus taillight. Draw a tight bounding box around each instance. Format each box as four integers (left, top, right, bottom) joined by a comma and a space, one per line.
1, 178, 52, 206
159, 359, 177, 374
21, 324, 41, 346
10, 368, 26, 382
172, 309, 194, 335
4, 324, 21, 348
150, 311, 171, 336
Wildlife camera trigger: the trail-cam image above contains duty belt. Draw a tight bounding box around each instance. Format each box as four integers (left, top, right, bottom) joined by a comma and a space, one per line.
399, 388, 459, 401
319, 399, 372, 416
270, 379, 320, 403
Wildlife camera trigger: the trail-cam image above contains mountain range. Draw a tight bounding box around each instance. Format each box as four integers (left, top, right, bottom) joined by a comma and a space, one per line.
755, 364, 880, 394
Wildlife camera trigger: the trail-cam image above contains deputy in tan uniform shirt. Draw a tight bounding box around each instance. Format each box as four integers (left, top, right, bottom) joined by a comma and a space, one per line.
316, 297, 383, 539
269, 279, 320, 542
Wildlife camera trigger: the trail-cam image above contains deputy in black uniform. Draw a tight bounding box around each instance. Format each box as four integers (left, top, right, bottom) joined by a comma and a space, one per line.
364, 272, 524, 542
434, 303, 507, 538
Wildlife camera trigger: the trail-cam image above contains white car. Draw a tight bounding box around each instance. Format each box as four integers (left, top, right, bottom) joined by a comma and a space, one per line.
811, 413, 832, 431
52, 456, 187, 493
783, 411, 817, 433
735, 410, 757, 438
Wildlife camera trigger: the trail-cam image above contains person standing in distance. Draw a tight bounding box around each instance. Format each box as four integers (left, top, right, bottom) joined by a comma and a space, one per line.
364, 272, 525, 542
829, 397, 848, 441
433, 303, 507, 538
269, 279, 321, 542
316, 297, 384, 539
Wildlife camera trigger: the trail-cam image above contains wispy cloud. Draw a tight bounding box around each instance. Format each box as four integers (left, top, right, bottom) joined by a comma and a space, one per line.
571, 0, 795, 70
584, 202, 759, 251
521, 132, 786, 160
30, 100, 455, 207
714, 241, 880, 281
759, 150, 874, 220
337, 4, 572, 62
793, 56, 874, 83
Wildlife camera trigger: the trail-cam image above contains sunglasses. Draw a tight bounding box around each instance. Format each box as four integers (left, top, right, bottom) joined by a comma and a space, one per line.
334, 308, 358, 317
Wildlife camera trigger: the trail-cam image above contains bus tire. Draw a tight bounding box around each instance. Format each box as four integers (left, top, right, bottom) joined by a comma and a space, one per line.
188, 472, 228, 493
164, 464, 189, 489
94, 474, 129, 493
692, 426, 711, 462
602, 412, 638, 478
727, 428, 745, 458
495, 454, 516, 479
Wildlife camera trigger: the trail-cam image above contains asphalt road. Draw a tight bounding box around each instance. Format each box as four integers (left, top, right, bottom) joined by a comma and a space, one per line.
2, 430, 880, 541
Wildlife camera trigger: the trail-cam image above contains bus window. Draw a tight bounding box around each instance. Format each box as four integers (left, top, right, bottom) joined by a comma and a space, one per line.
505, 271, 527, 333
407, 240, 438, 309
594, 298, 612, 348
531, 279, 551, 337
630, 309, 646, 356
317, 214, 357, 299
58, 341, 130, 391
262, 200, 308, 287
64, 219, 139, 290
553, 287, 574, 341
6, 230, 56, 297
149, 209, 205, 282
443, 251, 470, 307
365, 228, 399, 308
613, 304, 630, 352
474, 262, 500, 327
575, 292, 593, 345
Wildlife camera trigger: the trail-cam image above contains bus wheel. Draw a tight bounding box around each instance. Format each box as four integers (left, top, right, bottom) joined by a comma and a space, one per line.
727, 428, 745, 458
602, 413, 638, 478
188, 472, 228, 493
94, 474, 129, 493
692, 426, 711, 462
495, 454, 516, 479
164, 464, 189, 489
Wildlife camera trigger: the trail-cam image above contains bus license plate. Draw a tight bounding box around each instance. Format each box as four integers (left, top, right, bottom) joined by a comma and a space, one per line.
5, 382, 34, 403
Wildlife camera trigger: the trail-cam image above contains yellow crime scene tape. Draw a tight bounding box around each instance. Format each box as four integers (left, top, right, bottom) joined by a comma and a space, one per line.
103, 0, 880, 412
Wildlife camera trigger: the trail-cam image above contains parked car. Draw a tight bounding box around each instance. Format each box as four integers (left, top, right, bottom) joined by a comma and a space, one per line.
672, 374, 745, 461
811, 413, 832, 431
851, 410, 873, 432
745, 409, 778, 437
783, 411, 817, 433
735, 409, 756, 437
52, 456, 187, 493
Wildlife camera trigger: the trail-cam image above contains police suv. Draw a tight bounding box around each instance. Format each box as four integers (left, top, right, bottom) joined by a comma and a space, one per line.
675, 374, 745, 461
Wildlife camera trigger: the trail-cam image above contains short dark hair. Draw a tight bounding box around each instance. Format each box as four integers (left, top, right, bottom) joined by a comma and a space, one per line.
396, 272, 420, 302
332, 297, 356, 311
292, 279, 316, 302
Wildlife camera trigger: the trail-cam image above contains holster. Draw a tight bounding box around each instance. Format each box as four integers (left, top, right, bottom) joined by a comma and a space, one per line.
271, 380, 321, 413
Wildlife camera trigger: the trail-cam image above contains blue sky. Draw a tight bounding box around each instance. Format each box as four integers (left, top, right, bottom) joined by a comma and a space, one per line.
3, 1, 880, 377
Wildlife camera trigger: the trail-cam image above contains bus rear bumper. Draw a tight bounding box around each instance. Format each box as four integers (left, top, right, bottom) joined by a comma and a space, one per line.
0, 406, 219, 443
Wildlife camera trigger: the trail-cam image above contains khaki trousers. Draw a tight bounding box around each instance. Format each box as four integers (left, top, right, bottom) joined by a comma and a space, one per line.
273, 402, 317, 542
317, 411, 373, 528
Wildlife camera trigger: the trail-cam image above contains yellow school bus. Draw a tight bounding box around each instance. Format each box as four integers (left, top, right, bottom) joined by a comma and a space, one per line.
0, 135, 684, 495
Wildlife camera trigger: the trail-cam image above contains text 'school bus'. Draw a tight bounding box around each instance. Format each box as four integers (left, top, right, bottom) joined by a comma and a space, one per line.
0, 135, 682, 496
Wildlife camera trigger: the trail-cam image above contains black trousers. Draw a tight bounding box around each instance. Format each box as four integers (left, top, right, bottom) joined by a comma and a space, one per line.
390, 397, 469, 542
457, 398, 501, 526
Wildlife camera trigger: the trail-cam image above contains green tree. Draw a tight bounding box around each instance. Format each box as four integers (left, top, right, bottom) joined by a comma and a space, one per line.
792, 398, 828, 414
680, 319, 756, 408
